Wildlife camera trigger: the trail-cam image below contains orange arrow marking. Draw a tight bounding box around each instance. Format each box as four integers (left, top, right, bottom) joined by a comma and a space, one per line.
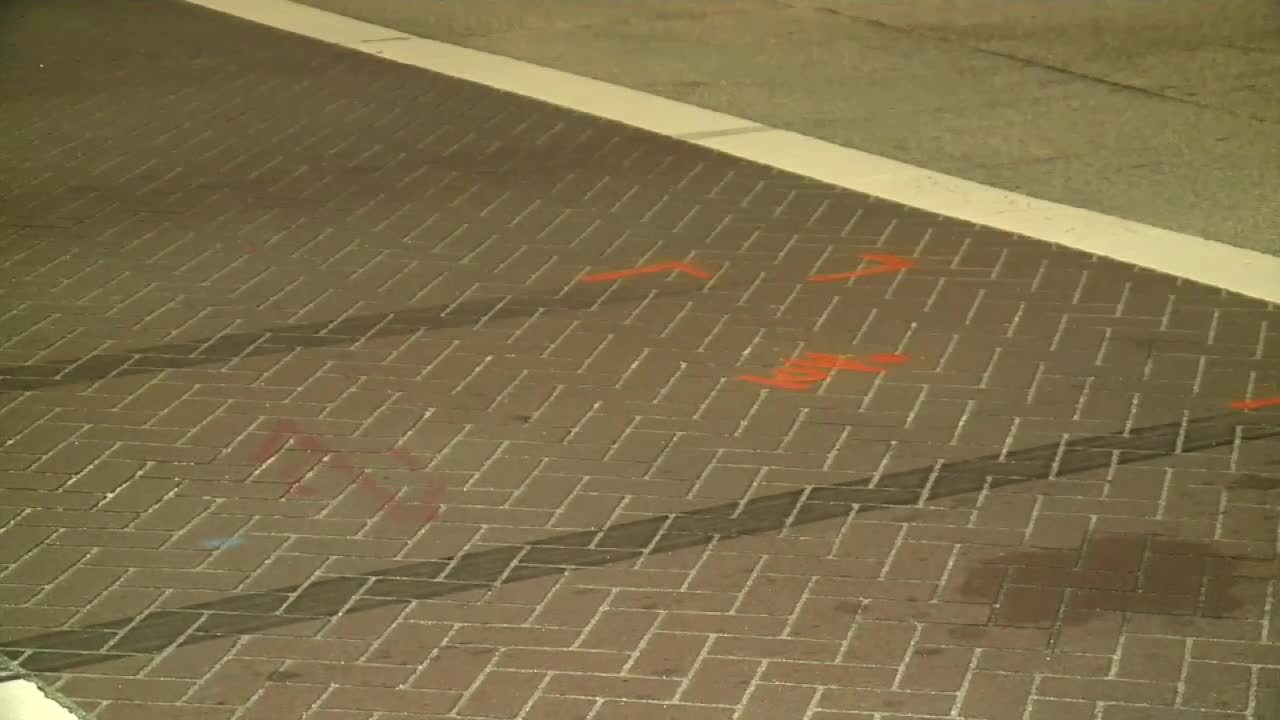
808, 253, 914, 284
580, 261, 713, 283
738, 352, 907, 391
1231, 396, 1280, 411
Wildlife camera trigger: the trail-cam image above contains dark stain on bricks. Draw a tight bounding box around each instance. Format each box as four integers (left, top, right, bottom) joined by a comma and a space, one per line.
959, 531, 1267, 637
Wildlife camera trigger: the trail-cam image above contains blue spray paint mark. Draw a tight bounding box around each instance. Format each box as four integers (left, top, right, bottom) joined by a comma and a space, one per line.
199, 537, 243, 550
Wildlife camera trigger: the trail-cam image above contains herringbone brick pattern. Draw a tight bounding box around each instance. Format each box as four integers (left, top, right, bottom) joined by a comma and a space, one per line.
2, 1, 1279, 719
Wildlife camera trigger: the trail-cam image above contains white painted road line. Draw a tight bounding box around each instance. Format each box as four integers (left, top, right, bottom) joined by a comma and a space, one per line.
0, 680, 80, 720
188, 0, 1280, 305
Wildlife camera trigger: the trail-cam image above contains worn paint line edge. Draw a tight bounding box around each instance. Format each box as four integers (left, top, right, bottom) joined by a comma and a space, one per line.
183, 0, 1280, 305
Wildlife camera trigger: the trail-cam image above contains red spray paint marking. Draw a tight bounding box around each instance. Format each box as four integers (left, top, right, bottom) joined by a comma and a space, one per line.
384, 447, 447, 523
739, 352, 907, 391
253, 420, 446, 525
808, 253, 914, 284
580, 261, 714, 283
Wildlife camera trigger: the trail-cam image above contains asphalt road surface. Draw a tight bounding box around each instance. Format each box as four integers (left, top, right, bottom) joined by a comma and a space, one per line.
297, 0, 1280, 257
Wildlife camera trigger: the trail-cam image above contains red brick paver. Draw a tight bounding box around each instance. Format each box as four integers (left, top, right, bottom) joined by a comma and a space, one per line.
1, 1, 1279, 719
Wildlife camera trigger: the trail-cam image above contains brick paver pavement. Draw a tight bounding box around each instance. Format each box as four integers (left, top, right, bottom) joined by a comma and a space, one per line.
3, 2, 1280, 719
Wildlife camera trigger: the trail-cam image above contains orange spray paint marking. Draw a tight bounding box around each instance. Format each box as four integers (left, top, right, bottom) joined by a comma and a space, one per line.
1231, 396, 1280, 411
808, 253, 914, 284
739, 352, 907, 391
580, 261, 714, 283
739, 360, 828, 390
